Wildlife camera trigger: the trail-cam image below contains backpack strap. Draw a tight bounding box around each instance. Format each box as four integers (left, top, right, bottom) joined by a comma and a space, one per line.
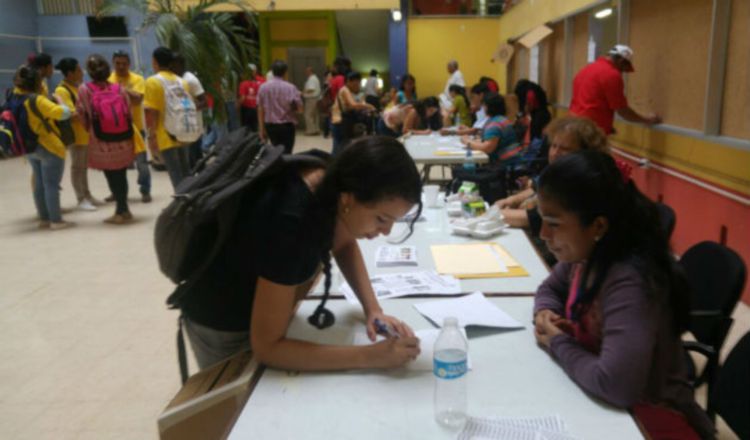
176, 314, 189, 384
27, 94, 55, 135
60, 83, 76, 106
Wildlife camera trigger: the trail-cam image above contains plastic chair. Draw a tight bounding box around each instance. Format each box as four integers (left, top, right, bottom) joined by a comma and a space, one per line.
680, 241, 747, 418
655, 202, 676, 240
709, 331, 750, 439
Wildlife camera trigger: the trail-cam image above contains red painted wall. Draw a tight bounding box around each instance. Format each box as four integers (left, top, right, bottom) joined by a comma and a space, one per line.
615, 153, 750, 304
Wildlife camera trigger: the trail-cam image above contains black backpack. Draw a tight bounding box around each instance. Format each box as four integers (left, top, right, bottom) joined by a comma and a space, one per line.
55, 84, 77, 146
154, 126, 329, 383
155, 126, 328, 308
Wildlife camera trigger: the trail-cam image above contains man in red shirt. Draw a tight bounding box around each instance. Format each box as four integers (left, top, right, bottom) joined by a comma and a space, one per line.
238, 63, 264, 132
570, 45, 661, 135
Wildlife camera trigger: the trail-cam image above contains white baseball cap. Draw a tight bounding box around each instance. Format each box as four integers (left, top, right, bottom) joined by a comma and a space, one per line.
608, 45, 634, 71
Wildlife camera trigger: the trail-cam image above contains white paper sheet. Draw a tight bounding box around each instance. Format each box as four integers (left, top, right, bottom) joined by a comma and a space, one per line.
375, 245, 418, 267
341, 271, 461, 304
459, 415, 580, 440
351, 327, 471, 371
413, 292, 524, 329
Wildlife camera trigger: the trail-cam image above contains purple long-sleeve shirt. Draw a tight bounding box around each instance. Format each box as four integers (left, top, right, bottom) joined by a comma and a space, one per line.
257, 77, 302, 125
534, 261, 714, 438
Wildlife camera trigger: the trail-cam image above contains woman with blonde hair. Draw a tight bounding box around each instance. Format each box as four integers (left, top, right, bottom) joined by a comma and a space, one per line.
496, 116, 609, 232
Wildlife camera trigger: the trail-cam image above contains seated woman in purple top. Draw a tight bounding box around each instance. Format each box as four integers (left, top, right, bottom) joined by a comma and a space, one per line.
532, 151, 714, 440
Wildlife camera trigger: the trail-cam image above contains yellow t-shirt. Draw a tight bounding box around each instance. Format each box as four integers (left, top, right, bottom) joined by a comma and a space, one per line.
144, 71, 189, 152
40, 80, 49, 97
108, 71, 145, 131
108, 72, 145, 154
14, 87, 68, 158
54, 82, 89, 146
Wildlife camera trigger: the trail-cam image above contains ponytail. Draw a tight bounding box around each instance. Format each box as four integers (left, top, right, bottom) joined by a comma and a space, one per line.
539, 151, 689, 333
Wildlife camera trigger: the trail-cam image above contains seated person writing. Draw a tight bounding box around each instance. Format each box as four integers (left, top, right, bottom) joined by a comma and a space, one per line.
180, 137, 423, 372
441, 83, 489, 137
377, 103, 412, 138
402, 97, 442, 135
445, 85, 471, 128
533, 150, 714, 440
460, 93, 521, 166
497, 116, 608, 233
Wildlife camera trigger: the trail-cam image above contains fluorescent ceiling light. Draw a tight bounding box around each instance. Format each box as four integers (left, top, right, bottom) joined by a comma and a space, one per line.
392, 9, 403, 22
595, 8, 613, 19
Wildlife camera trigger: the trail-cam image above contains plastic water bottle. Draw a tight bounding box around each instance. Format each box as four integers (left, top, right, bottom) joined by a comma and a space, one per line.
434, 317, 468, 428
463, 147, 476, 173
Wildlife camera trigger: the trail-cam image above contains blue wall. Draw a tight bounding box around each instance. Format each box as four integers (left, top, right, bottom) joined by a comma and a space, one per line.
388, 0, 408, 88
0, 0, 39, 95
38, 11, 159, 88
0, 2, 159, 98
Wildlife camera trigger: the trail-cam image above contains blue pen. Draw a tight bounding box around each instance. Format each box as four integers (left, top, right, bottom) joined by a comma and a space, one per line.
374, 318, 400, 339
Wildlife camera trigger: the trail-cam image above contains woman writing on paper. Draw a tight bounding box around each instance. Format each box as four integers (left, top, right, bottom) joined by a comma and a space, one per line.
532, 151, 714, 439
460, 93, 522, 166
180, 137, 423, 371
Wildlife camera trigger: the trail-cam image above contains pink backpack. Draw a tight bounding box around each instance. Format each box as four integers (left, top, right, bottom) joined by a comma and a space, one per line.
85, 82, 133, 142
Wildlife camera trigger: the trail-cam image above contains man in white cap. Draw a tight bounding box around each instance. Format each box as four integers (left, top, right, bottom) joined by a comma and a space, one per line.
570, 44, 661, 135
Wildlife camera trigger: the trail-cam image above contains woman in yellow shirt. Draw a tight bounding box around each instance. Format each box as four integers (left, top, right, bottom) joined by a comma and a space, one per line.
12, 65, 73, 229
55, 57, 102, 211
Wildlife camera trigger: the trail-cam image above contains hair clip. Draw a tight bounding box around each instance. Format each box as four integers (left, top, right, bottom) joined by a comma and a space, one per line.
615, 159, 633, 184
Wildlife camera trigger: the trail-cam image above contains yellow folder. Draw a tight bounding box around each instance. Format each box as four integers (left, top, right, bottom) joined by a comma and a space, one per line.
430, 242, 529, 279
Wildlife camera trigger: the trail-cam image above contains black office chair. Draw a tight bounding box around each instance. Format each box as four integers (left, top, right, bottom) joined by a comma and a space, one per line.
709, 331, 750, 439
655, 202, 676, 240
680, 241, 747, 418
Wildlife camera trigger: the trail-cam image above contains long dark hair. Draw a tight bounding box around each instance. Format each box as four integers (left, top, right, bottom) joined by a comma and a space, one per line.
448, 85, 468, 108
13, 64, 41, 92
400, 73, 417, 97
538, 151, 689, 333
413, 96, 439, 128
311, 136, 423, 323
514, 79, 551, 139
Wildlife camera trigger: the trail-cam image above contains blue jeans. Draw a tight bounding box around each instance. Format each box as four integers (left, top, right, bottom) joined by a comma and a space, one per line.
161, 145, 190, 190
28, 147, 65, 222
135, 151, 151, 195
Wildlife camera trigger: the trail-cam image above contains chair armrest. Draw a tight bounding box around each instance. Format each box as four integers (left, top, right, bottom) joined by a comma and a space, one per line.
683, 340, 717, 359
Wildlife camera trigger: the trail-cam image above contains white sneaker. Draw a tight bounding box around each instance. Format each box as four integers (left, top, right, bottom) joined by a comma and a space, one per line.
77, 199, 98, 212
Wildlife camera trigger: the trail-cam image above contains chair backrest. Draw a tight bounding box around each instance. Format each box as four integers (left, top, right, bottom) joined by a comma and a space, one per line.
655, 202, 676, 240
710, 331, 750, 440
680, 241, 746, 315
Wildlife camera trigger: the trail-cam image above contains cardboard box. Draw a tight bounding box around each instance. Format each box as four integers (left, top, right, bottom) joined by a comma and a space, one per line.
158, 350, 261, 440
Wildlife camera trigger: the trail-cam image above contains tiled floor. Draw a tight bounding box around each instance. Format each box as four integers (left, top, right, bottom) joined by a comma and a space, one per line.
0, 133, 746, 439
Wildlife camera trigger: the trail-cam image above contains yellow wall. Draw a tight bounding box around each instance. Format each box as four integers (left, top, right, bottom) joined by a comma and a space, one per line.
200, 0, 398, 11
497, 0, 602, 91
408, 18, 502, 98
269, 19, 328, 41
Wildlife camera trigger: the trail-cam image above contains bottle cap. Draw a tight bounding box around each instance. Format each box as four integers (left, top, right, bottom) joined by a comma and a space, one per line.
443, 317, 459, 327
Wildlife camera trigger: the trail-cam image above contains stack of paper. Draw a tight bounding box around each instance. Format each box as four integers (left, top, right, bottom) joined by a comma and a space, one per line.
413, 292, 523, 329
431, 243, 529, 279
341, 270, 461, 304
375, 246, 418, 268
458, 415, 580, 440
351, 327, 471, 371
434, 146, 467, 156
